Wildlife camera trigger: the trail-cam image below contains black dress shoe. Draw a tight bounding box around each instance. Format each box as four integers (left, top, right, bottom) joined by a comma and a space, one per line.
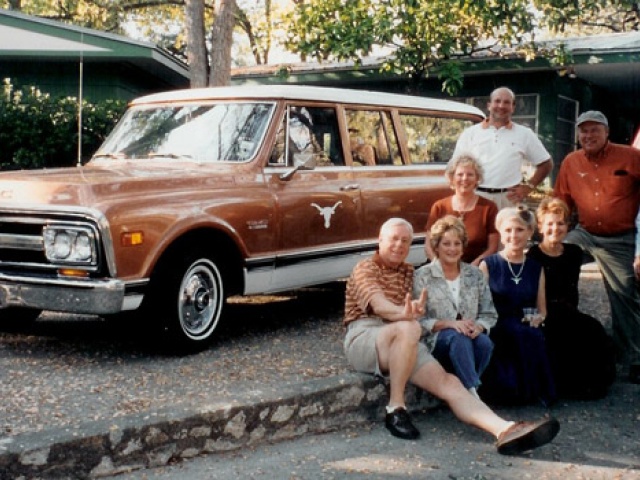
630, 365, 640, 384
385, 407, 420, 440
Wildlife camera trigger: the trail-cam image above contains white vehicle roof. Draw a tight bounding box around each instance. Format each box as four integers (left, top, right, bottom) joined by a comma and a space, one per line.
131, 84, 485, 118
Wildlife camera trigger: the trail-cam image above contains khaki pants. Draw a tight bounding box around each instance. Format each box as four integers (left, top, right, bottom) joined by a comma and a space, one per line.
344, 317, 435, 378
566, 226, 640, 366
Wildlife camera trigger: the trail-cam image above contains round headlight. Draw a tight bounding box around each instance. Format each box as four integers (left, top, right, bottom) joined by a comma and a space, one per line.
53, 232, 72, 259
74, 233, 92, 261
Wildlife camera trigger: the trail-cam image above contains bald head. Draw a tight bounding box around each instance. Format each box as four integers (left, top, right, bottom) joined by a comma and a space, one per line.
487, 87, 516, 126
490, 87, 515, 104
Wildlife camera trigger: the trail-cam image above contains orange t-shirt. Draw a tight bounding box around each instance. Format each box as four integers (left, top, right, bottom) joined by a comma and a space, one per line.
425, 195, 498, 263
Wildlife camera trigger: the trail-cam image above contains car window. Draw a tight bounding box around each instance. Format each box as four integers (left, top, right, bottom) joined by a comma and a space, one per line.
346, 109, 402, 166
96, 102, 275, 163
399, 114, 472, 164
269, 106, 344, 167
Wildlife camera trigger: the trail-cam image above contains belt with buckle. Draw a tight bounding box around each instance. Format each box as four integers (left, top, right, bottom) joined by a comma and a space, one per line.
477, 186, 509, 193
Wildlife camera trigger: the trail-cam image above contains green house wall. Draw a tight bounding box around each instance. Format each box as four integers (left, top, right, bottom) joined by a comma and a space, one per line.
3, 60, 187, 102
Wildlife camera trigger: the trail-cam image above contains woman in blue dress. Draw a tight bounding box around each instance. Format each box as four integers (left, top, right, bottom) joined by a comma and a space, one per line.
479, 206, 556, 407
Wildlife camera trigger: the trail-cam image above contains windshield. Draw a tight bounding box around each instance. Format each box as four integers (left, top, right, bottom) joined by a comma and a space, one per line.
94, 101, 275, 163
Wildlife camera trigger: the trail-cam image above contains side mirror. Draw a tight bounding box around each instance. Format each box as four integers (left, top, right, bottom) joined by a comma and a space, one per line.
279, 155, 316, 181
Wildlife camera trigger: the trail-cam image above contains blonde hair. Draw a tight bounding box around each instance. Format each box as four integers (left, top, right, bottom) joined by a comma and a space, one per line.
446, 153, 485, 185
536, 197, 570, 223
429, 215, 468, 252
495, 205, 536, 231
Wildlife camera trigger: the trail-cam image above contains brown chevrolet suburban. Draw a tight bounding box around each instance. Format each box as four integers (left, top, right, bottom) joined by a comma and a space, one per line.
0, 85, 483, 350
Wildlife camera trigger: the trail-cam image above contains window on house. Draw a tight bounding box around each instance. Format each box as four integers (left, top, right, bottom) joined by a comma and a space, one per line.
556, 96, 579, 161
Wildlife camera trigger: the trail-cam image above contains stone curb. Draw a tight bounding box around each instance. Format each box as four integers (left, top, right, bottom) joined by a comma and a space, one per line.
0, 372, 439, 479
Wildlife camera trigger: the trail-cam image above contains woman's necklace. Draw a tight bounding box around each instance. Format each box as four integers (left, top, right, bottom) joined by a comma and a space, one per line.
452, 195, 477, 220
506, 257, 526, 285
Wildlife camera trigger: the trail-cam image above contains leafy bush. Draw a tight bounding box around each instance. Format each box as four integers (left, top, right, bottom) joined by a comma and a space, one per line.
0, 79, 127, 170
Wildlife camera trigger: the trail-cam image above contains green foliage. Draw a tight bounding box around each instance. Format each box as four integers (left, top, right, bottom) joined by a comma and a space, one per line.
0, 79, 126, 170
284, 0, 640, 94
284, 0, 537, 94
1, 1, 188, 54
437, 62, 464, 97
533, 0, 640, 33
2, 0, 128, 32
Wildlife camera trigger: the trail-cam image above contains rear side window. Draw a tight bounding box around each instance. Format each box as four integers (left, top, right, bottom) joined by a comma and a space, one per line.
269, 106, 344, 167
345, 110, 402, 166
399, 115, 473, 164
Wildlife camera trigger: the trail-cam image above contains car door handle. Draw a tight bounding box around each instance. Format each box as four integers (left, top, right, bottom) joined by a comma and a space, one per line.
340, 184, 361, 191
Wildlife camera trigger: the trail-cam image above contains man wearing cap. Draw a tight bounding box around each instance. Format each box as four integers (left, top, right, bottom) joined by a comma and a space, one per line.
554, 110, 640, 384
452, 87, 553, 209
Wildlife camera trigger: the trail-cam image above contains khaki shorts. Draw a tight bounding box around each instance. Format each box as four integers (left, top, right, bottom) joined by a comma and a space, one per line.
344, 317, 434, 378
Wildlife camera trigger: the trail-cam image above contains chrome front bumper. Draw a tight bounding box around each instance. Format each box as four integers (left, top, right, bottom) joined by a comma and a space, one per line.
0, 273, 145, 315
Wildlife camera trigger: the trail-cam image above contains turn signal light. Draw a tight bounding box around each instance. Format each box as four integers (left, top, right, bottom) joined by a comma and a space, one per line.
121, 231, 144, 247
58, 269, 90, 278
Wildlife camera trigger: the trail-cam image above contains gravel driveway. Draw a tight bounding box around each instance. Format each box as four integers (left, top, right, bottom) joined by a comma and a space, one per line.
0, 283, 349, 438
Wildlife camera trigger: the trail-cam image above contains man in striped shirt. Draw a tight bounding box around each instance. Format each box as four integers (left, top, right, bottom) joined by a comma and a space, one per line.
343, 217, 560, 454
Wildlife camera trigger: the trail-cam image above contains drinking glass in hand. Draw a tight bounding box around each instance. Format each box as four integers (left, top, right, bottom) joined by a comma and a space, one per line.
522, 308, 538, 324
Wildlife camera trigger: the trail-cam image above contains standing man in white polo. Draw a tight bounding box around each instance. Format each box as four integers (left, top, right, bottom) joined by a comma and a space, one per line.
452, 87, 553, 209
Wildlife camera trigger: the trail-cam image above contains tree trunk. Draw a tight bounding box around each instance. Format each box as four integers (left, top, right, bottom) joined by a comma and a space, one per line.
8, 0, 22, 9
263, 0, 272, 64
209, 0, 237, 87
185, 0, 208, 88
237, 7, 262, 65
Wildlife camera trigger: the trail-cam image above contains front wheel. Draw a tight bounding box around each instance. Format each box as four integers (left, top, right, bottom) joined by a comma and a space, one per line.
150, 252, 226, 352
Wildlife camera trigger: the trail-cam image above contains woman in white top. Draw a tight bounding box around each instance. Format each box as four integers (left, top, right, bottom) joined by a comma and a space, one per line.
414, 215, 497, 398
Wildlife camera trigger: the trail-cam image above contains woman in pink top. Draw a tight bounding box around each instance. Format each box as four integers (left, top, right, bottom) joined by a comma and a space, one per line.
425, 154, 499, 266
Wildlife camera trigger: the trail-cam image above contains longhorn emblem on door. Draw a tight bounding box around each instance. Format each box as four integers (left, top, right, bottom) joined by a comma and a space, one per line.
311, 201, 342, 229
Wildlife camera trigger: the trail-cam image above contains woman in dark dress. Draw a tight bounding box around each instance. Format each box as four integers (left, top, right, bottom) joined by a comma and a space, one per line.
479, 206, 556, 407
528, 198, 615, 399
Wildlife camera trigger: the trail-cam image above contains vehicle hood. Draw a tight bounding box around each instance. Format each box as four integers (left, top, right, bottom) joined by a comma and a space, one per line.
0, 162, 241, 210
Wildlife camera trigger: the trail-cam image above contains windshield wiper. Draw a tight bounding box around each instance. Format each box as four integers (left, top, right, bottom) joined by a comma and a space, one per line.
147, 153, 194, 160
92, 153, 128, 160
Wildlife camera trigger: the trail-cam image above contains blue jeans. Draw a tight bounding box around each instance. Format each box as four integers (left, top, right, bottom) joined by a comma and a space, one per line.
432, 328, 494, 389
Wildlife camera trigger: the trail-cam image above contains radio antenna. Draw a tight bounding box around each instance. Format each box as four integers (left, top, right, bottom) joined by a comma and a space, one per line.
77, 31, 84, 167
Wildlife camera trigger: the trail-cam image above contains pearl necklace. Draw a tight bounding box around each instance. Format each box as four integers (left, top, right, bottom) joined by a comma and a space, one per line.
506, 257, 526, 285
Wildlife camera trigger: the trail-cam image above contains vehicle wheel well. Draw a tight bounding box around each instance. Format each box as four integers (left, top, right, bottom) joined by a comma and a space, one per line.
157, 229, 244, 296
